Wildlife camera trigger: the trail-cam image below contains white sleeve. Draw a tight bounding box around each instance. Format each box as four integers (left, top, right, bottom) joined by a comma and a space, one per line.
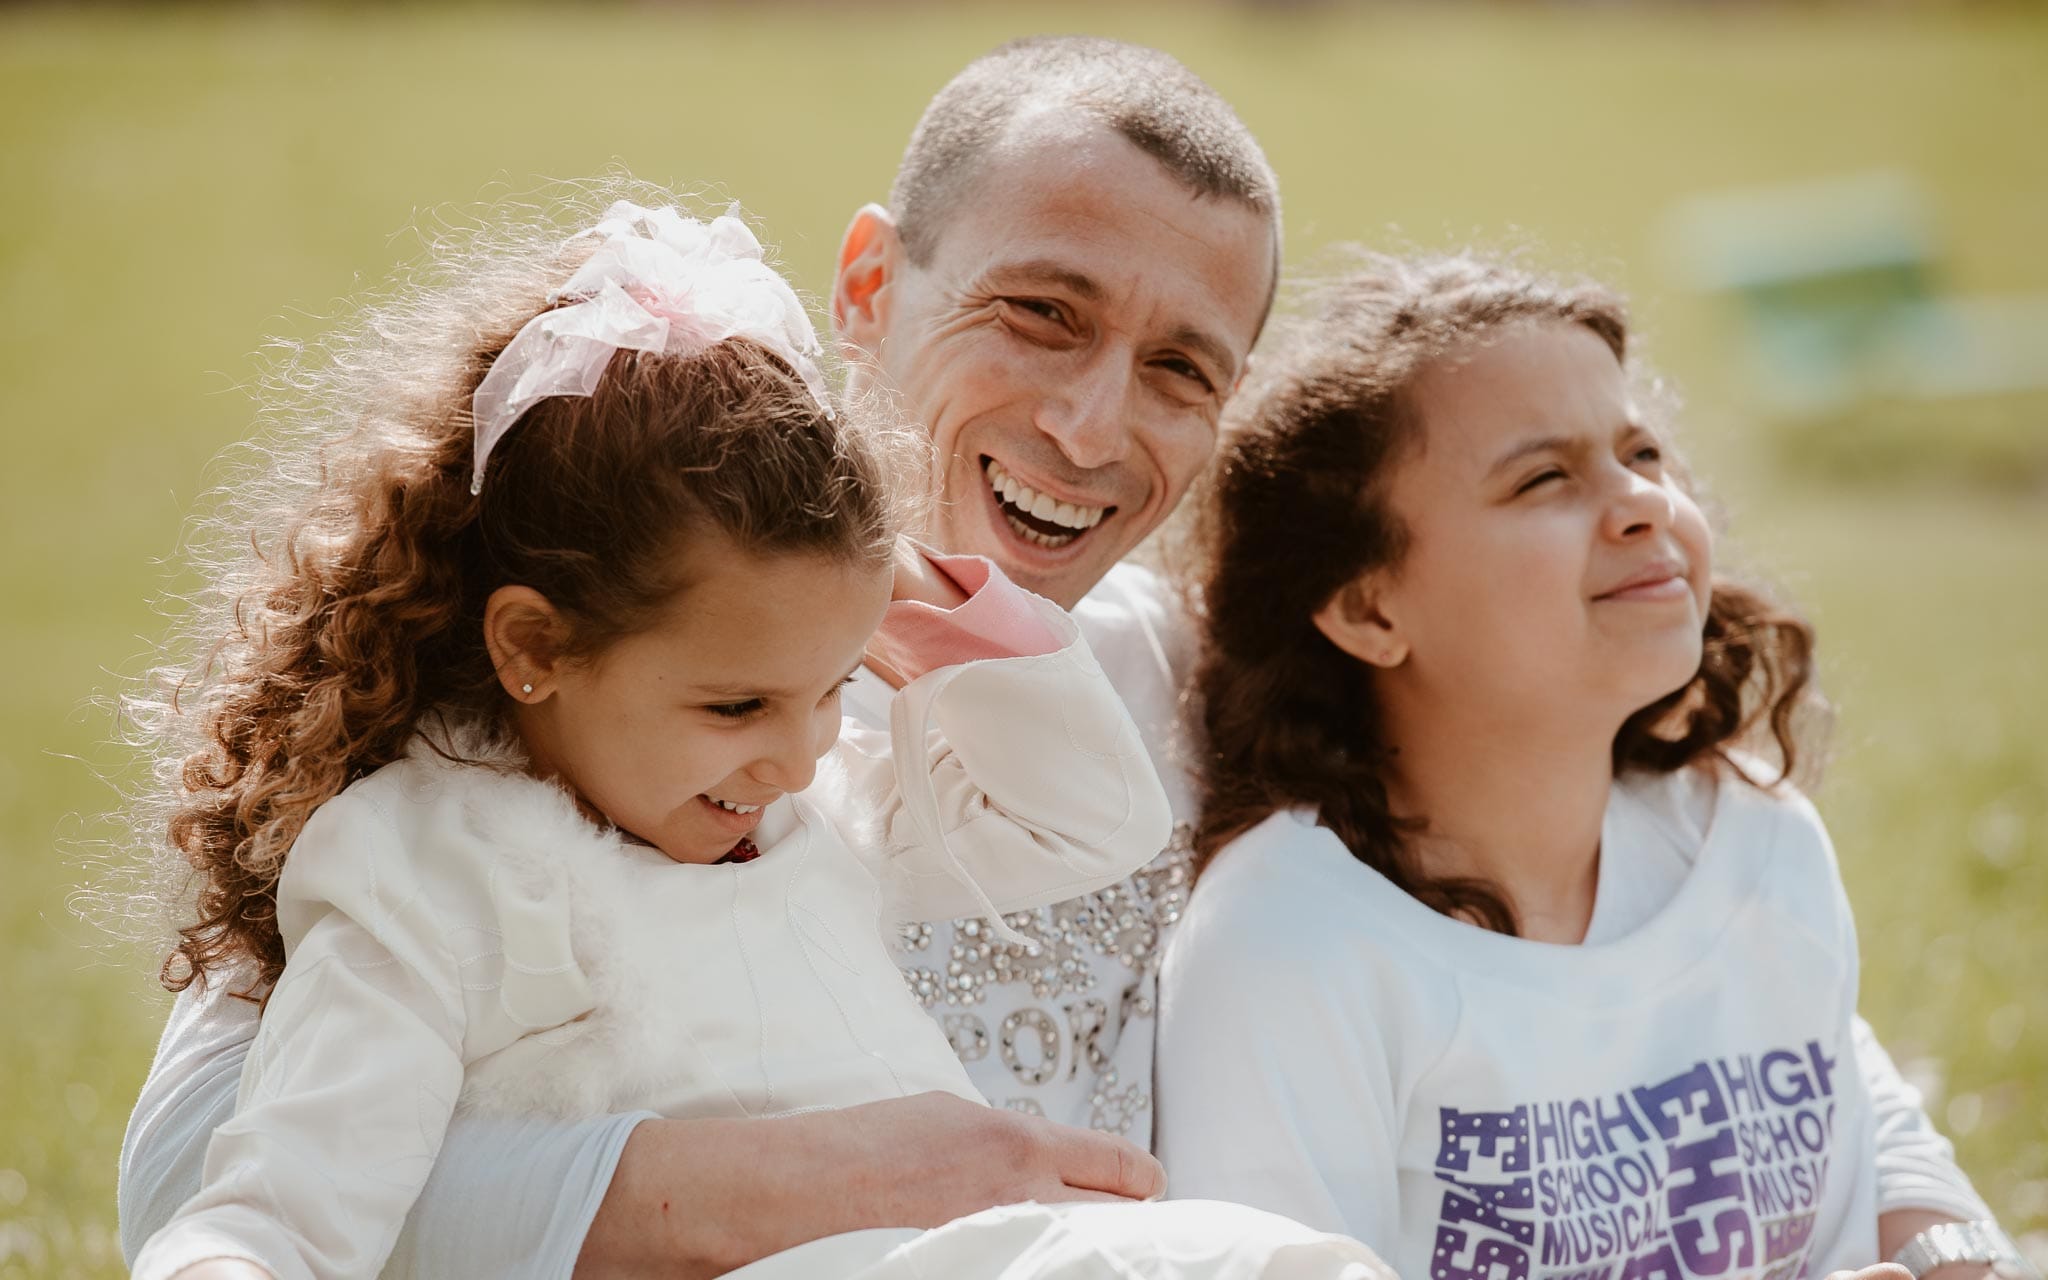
842, 597, 1173, 930
132, 939, 464, 1278
1857, 1016, 1996, 1222
1154, 859, 1407, 1249
119, 976, 262, 1266
130, 796, 464, 1280
386, 1110, 652, 1280
130, 788, 596, 1280
118, 974, 648, 1280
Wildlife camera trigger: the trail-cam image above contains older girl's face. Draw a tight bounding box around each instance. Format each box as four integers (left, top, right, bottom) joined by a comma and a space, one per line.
1370, 320, 1713, 730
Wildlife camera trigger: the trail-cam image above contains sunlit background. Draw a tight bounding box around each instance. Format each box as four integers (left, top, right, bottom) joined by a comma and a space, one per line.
2, 4, 2044, 1276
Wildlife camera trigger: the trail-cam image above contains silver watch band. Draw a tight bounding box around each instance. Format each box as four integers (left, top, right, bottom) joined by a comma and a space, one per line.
1893, 1221, 2041, 1280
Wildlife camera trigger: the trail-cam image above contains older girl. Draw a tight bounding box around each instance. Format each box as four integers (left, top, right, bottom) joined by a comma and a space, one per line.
1157, 255, 2026, 1280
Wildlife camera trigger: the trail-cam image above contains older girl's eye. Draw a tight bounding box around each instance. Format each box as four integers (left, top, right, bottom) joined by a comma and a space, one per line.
1633, 443, 1663, 465
706, 699, 764, 720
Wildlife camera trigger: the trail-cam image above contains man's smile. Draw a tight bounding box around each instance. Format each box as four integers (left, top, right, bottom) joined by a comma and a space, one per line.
980, 455, 1116, 550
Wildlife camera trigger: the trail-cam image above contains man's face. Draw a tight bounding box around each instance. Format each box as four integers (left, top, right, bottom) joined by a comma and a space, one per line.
839, 118, 1275, 607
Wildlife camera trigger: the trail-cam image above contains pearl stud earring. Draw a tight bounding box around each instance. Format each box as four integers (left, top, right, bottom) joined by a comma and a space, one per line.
520, 683, 534, 696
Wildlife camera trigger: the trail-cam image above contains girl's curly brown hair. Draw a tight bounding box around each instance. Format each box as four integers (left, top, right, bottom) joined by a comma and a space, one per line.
117, 182, 920, 997
1189, 252, 1824, 935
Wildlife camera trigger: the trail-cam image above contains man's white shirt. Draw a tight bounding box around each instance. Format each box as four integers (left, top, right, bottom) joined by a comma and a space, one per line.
843, 561, 1198, 1138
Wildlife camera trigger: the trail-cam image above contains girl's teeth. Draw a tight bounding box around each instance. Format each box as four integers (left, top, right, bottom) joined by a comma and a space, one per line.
711, 798, 760, 814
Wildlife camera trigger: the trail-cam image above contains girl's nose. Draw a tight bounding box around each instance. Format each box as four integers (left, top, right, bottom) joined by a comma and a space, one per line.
753, 729, 822, 795
751, 703, 844, 795
1603, 469, 1675, 541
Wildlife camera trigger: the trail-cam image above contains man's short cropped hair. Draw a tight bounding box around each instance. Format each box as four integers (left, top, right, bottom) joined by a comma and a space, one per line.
889, 36, 1281, 265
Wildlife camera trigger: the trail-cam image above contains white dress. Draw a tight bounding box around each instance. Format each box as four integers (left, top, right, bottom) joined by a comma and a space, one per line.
1157, 768, 1886, 1280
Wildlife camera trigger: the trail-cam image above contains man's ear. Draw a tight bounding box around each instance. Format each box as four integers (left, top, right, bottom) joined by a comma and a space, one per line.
484, 585, 572, 703
831, 203, 903, 357
1312, 575, 1410, 670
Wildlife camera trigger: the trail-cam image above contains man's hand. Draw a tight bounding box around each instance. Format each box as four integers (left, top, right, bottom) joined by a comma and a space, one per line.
1879, 1210, 2006, 1280
575, 1092, 1162, 1280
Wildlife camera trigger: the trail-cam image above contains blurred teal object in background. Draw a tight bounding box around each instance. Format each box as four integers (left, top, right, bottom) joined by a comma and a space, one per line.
1667, 170, 2048, 484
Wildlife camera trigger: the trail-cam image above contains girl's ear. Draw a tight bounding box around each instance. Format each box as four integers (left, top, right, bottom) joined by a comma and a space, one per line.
484, 585, 571, 702
831, 203, 902, 357
1312, 575, 1410, 670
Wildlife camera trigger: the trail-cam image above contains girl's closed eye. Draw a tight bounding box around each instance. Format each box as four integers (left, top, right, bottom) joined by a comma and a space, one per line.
1514, 467, 1566, 496
707, 673, 856, 721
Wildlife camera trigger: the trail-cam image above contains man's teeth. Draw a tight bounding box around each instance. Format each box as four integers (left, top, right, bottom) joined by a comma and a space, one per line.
985, 459, 1106, 532
710, 798, 761, 815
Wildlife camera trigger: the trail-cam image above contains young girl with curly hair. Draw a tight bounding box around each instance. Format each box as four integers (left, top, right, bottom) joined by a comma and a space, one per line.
1156, 255, 2021, 1280
126, 192, 1384, 1280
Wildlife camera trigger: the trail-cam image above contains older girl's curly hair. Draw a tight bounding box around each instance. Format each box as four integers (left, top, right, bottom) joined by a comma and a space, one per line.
121, 183, 919, 996
1190, 252, 1824, 935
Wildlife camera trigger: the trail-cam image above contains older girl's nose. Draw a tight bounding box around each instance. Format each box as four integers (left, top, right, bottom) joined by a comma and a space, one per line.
1603, 469, 1675, 540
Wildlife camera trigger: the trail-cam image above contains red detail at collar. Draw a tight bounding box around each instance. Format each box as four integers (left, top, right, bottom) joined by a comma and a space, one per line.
715, 838, 761, 865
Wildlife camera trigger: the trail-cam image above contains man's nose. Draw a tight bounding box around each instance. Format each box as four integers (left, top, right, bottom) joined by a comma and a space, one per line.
1032, 355, 1132, 470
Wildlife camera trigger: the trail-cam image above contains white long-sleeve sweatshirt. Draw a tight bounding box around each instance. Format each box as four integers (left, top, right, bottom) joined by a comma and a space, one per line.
1157, 766, 1993, 1280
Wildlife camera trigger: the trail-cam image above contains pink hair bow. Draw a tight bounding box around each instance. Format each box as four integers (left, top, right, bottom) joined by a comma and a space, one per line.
469, 202, 830, 494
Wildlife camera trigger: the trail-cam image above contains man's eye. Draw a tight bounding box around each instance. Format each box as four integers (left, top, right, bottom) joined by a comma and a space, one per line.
1004, 297, 1066, 325
706, 699, 764, 720
1157, 356, 1215, 392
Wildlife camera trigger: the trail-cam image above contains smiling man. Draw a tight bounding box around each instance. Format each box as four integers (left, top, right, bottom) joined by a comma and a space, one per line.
825, 35, 1278, 1140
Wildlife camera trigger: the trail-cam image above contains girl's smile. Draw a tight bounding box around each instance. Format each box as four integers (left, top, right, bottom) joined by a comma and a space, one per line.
696, 792, 770, 838
1592, 559, 1693, 603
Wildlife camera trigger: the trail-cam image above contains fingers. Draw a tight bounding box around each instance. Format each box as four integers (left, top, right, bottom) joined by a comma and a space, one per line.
1045, 1123, 1166, 1201
1029, 1186, 1149, 1205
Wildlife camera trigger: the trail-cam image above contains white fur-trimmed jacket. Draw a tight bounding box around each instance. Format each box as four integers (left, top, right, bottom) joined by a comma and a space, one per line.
132, 589, 1170, 1280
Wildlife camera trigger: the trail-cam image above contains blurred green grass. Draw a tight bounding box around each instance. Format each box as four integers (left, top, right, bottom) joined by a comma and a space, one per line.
2, 4, 2043, 1276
